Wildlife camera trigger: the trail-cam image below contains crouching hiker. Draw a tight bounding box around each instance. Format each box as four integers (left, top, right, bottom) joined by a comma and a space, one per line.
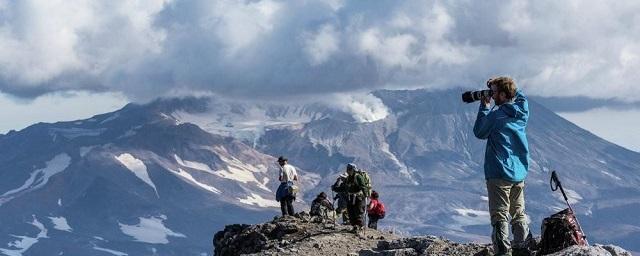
367, 191, 385, 230
275, 156, 298, 217
310, 192, 334, 219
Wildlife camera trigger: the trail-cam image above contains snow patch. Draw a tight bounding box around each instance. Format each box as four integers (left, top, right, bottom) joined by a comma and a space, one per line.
100, 112, 120, 124
601, 170, 622, 181
92, 246, 128, 256
0, 215, 48, 256
555, 188, 583, 205
115, 153, 158, 197
79, 146, 97, 157
169, 101, 323, 144
449, 208, 490, 231
238, 193, 280, 208
1, 154, 71, 204
210, 148, 271, 191
49, 127, 106, 139
379, 139, 415, 183
49, 216, 72, 232
173, 155, 215, 174
169, 168, 220, 194
480, 196, 488, 201
57, 198, 62, 206
117, 130, 137, 139
119, 215, 186, 244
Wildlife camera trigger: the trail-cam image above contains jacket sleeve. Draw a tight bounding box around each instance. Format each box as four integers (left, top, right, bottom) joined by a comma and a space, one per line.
513, 90, 529, 123
473, 104, 495, 139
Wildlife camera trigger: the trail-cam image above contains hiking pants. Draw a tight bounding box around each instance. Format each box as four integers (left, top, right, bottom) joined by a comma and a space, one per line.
336, 193, 350, 223
486, 179, 528, 255
347, 194, 365, 227
368, 214, 380, 230
280, 196, 294, 216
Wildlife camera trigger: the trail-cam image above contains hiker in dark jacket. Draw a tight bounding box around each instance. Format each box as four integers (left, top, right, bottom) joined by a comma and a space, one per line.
343, 163, 367, 231
310, 192, 334, 218
367, 191, 385, 230
331, 173, 350, 224
473, 77, 530, 256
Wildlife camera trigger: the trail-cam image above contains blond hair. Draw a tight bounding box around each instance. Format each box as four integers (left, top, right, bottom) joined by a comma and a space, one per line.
487, 76, 517, 99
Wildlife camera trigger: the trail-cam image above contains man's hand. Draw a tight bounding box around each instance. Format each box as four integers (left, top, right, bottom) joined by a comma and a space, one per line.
481, 95, 491, 108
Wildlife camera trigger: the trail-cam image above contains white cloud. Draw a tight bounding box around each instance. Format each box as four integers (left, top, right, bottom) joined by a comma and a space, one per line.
0, 0, 169, 93
205, 0, 282, 56
303, 24, 340, 65
0, 0, 639, 103
329, 92, 389, 123
359, 28, 418, 68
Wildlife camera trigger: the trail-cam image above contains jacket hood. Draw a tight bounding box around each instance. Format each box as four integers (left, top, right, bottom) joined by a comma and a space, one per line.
499, 99, 526, 118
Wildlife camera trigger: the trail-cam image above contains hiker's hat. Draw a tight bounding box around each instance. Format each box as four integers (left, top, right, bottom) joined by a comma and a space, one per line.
277, 156, 287, 162
346, 163, 357, 171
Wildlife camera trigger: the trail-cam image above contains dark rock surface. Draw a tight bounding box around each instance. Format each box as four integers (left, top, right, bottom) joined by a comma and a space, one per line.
213, 213, 633, 256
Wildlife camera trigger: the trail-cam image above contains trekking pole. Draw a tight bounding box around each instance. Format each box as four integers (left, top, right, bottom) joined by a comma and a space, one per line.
363, 196, 368, 237
331, 190, 336, 228
550, 170, 589, 245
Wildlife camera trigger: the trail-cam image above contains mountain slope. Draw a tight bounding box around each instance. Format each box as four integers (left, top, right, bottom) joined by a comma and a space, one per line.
0, 89, 639, 255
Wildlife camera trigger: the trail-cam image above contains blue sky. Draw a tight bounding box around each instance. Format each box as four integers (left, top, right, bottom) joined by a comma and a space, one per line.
0, 0, 639, 152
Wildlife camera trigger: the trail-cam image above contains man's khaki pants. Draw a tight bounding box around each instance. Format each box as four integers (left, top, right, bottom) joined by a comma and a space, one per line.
486, 179, 528, 255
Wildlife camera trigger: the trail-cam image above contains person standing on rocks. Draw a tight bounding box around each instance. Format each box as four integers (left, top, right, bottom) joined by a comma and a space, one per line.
343, 163, 367, 232
473, 77, 530, 256
367, 191, 385, 230
276, 156, 298, 217
331, 173, 350, 224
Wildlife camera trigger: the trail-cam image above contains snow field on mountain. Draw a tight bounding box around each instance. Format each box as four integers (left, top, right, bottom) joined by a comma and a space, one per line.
1, 154, 71, 205
209, 148, 271, 192
0, 216, 48, 256
49, 216, 72, 232
237, 193, 280, 208
115, 153, 158, 197
173, 154, 215, 174
92, 245, 128, 256
170, 168, 220, 194
449, 208, 490, 231
118, 215, 186, 244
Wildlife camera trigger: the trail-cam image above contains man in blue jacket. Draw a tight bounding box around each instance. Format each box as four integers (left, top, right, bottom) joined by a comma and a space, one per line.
474, 76, 530, 256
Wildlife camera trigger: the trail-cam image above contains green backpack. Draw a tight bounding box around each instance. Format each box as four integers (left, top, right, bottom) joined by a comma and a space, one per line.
356, 170, 372, 197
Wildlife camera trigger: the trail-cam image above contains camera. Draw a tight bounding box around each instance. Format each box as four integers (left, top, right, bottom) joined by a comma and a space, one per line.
461, 90, 492, 103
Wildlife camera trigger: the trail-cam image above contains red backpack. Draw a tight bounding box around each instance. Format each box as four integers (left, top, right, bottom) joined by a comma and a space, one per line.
369, 200, 386, 219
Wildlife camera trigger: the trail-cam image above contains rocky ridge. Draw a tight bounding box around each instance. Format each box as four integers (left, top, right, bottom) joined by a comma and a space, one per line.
213, 213, 632, 256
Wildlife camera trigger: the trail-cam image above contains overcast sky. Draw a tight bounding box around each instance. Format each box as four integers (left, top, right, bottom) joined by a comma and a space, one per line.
0, 0, 639, 151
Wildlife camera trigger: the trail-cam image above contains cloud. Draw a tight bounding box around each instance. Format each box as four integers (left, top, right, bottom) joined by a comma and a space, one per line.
327, 92, 389, 123
1, 0, 640, 102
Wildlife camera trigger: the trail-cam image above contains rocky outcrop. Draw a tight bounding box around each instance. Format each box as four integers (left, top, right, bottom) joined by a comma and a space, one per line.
213, 213, 633, 256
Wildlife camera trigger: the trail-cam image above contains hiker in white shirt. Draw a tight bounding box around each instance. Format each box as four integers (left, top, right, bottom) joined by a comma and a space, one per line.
276, 156, 298, 216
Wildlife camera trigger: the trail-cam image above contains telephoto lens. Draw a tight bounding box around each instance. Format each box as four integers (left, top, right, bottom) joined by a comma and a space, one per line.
461, 90, 492, 103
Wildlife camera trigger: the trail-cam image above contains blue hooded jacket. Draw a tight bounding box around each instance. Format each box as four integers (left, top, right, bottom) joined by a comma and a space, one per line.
473, 90, 530, 182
